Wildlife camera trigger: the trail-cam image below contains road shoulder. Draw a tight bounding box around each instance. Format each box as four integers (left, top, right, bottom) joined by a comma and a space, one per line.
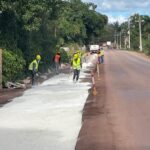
75, 65, 115, 150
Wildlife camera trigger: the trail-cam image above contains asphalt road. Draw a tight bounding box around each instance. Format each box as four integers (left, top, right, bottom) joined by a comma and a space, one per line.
76, 50, 150, 150
106, 50, 150, 150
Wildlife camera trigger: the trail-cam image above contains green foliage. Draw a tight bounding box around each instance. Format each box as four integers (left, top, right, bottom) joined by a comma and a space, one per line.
0, 0, 108, 83
111, 14, 150, 52
59, 48, 69, 63
2, 49, 26, 83
100, 24, 115, 42
143, 39, 150, 55
129, 14, 150, 52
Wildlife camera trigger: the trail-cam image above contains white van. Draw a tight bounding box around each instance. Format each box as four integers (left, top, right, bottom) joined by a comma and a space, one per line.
90, 45, 100, 53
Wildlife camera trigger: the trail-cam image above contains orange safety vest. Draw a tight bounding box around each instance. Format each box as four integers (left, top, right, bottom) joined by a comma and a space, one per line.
54, 54, 60, 62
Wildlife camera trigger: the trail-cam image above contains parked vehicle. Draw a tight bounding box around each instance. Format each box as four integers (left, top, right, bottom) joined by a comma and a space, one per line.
90, 45, 100, 53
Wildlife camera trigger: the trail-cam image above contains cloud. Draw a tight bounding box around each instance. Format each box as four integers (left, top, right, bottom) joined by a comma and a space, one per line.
82, 0, 150, 13
82, 0, 150, 23
108, 15, 127, 24
101, 2, 111, 9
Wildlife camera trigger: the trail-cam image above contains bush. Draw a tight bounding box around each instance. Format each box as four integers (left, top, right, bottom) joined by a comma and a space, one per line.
131, 38, 139, 50
59, 48, 69, 63
143, 39, 150, 55
2, 49, 26, 84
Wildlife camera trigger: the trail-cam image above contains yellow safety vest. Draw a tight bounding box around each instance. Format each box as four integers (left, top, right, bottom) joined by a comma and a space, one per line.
29, 59, 39, 71
100, 50, 104, 56
73, 58, 81, 70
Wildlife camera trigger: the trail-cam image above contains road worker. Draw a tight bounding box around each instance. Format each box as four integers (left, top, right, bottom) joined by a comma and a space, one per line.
53, 52, 61, 74
28, 55, 41, 85
98, 48, 104, 64
100, 48, 104, 63
97, 50, 101, 64
71, 53, 82, 82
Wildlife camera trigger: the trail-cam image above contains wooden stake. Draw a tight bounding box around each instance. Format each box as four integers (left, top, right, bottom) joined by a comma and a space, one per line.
91, 71, 97, 96
93, 86, 97, 96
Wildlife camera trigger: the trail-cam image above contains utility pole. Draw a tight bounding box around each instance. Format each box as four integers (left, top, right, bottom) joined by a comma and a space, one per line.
139, 15, 143, 52
120, 32, 122, 49
114, 31, 116, 45
116, 33, 119, 49
124, 36, 126, 49
135, 15, 144, 51
0, 49, 2, 89
128, 19, 131, 49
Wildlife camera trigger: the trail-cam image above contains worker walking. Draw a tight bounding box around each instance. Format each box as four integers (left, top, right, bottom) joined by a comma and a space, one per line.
71, 53, 82, 83
53, 52, 61, 74
100, 48, 104, 63
28, 55, 41, 86
97, 50, 101, 64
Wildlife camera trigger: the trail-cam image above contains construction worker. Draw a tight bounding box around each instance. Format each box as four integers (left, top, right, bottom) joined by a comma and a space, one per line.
100, 48, 104, 63
71, 53, 82, 82
53, 52, 61, 74
97, 50, 101, 64
29, 55, 41, 85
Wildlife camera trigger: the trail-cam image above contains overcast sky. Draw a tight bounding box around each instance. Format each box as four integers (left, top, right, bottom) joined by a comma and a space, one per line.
82, 0, 150, 23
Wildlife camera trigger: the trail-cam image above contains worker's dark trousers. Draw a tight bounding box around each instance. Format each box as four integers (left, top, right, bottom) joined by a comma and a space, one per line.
30, 71, 37, 85
101, 55, 104, 63
55, 62, 60, 74
73, 69, 80, 81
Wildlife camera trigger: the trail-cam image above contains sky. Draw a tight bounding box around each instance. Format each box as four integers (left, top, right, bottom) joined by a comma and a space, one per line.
82, 0, 150, 24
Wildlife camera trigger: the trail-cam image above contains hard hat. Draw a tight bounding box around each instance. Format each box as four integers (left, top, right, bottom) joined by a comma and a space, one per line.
36, 55, 41, 60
